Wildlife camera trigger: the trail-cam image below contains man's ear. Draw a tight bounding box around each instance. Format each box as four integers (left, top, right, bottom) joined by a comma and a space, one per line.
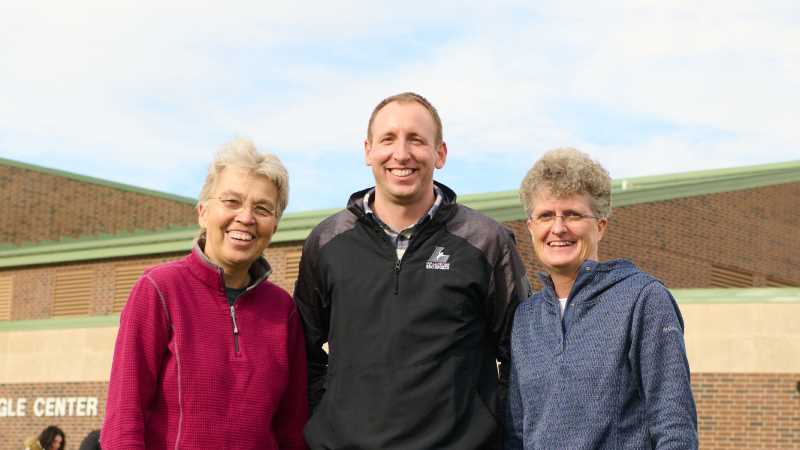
364, 139, 372, 166
435, 141, 447, 169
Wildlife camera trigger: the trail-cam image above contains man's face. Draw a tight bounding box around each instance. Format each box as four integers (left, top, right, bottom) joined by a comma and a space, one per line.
365, 100, 447, 208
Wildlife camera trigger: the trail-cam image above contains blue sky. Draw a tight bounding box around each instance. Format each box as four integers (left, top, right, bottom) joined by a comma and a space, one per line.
1, 1, 797, 213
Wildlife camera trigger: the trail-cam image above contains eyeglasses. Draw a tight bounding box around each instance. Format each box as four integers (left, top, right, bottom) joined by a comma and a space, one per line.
209, 197, 276, 219
529, 213, 599, 227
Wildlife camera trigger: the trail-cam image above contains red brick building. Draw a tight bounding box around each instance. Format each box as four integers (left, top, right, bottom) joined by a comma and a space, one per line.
0, 157, 197, 246
1, 158, 799, 449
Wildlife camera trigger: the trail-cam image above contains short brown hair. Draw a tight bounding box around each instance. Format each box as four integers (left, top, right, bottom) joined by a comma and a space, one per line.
519, 147, 612, 218
366, 92, 443, 146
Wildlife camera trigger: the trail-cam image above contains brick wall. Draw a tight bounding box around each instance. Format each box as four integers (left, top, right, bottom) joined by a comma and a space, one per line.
601, 182, 800, 287
0, 164, 197, 246
0, 382, 107, 450
694, 373, 800, 449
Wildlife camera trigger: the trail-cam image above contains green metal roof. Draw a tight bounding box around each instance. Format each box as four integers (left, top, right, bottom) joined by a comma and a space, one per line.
1, 287, 797, 332
670, 288, 800, 304
1, 159, 798, 268
0, 314, 120, 332
0, 156, 196, 204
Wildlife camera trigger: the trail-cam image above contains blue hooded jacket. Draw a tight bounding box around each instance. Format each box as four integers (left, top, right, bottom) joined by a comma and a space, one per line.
505, 259, 698, 449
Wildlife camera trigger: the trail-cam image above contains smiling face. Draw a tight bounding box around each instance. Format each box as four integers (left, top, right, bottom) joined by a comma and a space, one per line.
365, 100, 447, 209
528, 189, 608, 278
198, 166, 279, 284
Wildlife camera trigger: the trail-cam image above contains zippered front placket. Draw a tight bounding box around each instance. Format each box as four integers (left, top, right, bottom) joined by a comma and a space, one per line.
373, 222, 404, 295
229, 304, 240, 354
393, 260, 401, 295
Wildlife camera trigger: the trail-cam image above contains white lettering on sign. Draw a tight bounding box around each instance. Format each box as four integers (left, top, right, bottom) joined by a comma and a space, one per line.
2, 397, 98, 417
33, 398, 45, 417
0, 398, 27, 417
86, 397, 98, 416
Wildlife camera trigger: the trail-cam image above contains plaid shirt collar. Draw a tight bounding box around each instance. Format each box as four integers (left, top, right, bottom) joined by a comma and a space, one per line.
363, 185, 443, 251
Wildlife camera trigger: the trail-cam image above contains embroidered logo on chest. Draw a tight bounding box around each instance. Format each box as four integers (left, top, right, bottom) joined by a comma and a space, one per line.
425, 246, 451, 270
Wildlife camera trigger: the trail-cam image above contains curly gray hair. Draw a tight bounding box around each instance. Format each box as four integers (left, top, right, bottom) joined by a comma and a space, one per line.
519, 147, 612, 218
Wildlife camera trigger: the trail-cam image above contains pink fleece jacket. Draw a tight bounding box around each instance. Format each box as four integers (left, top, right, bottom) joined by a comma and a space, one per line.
101, 244, 308, 449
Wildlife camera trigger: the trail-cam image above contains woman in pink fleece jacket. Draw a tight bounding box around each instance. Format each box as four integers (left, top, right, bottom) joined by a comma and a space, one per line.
101, 138, 308, 450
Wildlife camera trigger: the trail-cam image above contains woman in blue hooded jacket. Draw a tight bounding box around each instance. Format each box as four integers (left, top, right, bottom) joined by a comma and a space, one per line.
505, 148, 698, 449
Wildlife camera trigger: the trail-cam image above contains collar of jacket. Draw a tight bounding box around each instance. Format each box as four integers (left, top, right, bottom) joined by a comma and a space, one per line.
187, 237, 273, 296
345, 180, 458, 226
536, 259, 637, 306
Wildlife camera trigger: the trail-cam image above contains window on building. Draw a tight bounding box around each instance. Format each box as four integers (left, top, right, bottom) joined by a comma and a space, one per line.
52, 269, 93, 317
765, 277, 798, 287
710, 265, 754, 288
284, 249, 302, 294
113, 264, 150, 313
0, 275, 12, 321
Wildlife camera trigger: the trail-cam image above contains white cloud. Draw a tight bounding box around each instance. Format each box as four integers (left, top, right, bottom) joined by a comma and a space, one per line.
0, 0, 797, 209
562, 1, 800, 137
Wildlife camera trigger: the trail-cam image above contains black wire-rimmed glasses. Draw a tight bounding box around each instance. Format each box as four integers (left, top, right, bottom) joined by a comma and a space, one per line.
209, 197, 276, 219
529, 213, 599, 227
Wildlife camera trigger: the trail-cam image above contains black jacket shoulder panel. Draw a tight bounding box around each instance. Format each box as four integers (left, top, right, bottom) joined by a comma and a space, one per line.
445, 204, 516, 268
306, 208, 360, 252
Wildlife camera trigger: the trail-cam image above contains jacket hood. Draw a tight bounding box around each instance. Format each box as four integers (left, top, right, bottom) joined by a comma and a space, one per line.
537, 259, 641, 305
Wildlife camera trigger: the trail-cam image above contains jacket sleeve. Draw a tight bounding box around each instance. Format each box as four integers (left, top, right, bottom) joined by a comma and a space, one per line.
633, 281, 698, 450
100, 275, 170, 450
503, 328, 525, 450
491, 230, 531, 413
292, 233, 330, 412
274, 306, 310, 449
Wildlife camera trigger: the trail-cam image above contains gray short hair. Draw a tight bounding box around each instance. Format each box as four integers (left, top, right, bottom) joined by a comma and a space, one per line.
198, 138, 289, 219
519, 147, 612, 218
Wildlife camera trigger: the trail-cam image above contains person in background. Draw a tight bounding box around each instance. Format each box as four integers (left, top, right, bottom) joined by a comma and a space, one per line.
101, 138, 308, 449
26, 426, 64, 450
505, 148, 698, 449
78, 429, 101, 450
295, 92, 530, 449
23, 434, 42, 450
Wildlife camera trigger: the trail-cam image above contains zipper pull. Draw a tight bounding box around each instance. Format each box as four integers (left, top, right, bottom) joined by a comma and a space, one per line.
394, 260, 401, 295
229, 305, 239, 334
229, 305, 240, 353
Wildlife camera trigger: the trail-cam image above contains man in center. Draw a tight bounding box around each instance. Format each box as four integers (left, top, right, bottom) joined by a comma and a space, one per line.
294, 92, 530, 449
